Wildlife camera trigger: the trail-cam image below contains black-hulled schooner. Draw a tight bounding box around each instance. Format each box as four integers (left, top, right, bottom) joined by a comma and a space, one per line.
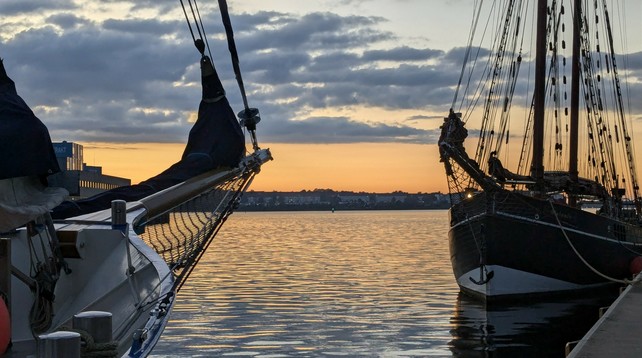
439, 0, 642, 301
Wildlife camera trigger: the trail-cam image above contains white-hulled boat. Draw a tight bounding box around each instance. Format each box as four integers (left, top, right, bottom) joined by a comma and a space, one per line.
0, 0, 272, 355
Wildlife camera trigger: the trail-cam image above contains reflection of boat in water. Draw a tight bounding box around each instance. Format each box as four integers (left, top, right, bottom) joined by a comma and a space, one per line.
449, 291, 618, 357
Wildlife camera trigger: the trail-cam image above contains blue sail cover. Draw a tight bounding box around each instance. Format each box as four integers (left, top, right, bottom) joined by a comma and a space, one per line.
51, 56, 245, 219
0, 59, 61, 180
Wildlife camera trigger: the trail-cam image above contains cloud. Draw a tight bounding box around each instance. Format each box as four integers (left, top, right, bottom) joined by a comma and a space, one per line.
406, 114, 443, 121
1, 5, 461, 145
0, 0, 74, 15
261, 116, 429, 144
362, 46, 443, 62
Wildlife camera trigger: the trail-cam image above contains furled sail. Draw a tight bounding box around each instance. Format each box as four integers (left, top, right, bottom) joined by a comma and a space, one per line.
0, 59, 60, 181
0, 59, 68, 232
51, 55, 245, 219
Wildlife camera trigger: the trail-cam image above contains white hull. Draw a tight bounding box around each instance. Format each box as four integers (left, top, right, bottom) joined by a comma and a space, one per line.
2, 150, 271, 357
4, 204, 175, 357
457, 265, 608, 300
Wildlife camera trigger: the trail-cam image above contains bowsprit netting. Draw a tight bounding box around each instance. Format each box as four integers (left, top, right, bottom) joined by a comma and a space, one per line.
135, 151, 269, 292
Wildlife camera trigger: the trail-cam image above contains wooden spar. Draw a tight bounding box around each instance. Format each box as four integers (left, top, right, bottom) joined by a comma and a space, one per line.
569, 0, 581, 205
531, 0, 547, 182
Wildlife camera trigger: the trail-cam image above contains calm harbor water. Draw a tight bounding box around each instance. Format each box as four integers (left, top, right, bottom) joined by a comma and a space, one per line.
150, 210, 616, 357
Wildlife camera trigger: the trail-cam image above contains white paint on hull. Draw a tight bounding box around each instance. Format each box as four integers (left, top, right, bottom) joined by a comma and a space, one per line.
458, 265, 606, 298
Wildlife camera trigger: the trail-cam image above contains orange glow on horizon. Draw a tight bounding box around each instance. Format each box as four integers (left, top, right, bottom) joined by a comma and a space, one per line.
81, 142, 448, 194
251, 143, 447, 193
81, 142, 183, 185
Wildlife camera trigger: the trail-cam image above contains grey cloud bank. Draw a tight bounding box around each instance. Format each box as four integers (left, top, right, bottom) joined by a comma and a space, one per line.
6, 2, 640, 145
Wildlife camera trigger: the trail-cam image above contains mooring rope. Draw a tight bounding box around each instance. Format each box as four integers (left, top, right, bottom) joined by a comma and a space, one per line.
57, 326, 118, 358
548, 200, 630, 285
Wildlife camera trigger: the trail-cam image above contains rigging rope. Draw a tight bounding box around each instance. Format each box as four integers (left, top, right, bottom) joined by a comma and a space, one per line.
452, 0, 484, 111
180, 1, 206, 56
216, 0, 261, 151
450, 0, 639, 213
217, 0, 248, 111
178, 0, 261, 151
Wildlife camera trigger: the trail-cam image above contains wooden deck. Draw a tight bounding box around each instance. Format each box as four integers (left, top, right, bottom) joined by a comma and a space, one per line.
566, 276, 642, 358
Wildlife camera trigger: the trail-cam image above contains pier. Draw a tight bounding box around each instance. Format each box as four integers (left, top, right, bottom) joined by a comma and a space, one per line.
566, 276, 642, 357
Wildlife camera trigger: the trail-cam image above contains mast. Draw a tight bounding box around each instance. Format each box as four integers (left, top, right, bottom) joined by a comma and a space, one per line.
531, 0, 547, 181
568, 0, 581, 205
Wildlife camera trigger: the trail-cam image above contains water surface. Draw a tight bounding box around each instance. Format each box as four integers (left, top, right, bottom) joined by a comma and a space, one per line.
150, 210, 614, 357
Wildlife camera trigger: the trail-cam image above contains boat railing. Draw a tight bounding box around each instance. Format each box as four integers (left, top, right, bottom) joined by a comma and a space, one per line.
450, 191, 487, 225
451, 190, 548, 226
132, 148, 272, 292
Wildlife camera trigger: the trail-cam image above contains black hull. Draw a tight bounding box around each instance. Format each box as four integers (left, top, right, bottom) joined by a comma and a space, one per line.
449, 192, 642, 301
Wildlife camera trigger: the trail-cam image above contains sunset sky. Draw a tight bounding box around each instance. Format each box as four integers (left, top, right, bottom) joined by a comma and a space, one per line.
2, 1, 642, 193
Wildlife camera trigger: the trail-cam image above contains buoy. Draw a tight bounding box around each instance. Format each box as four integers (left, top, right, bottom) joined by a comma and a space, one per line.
0, 298, 10, 354
629, 256, 642, 275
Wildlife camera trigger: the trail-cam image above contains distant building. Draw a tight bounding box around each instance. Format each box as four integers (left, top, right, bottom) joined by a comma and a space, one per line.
49, 141, 131, 199
53, 141, 83, 171
238, 190, 450, 211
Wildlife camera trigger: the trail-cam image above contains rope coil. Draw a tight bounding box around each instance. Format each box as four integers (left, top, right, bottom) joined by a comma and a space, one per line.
56, 327, 118, 358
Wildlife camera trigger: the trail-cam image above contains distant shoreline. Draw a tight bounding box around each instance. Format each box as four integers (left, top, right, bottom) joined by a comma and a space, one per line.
236, 206, 449, 212
238, 190, 450, 212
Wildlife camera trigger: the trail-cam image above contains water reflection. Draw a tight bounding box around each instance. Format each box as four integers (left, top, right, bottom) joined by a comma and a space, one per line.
150, 211, 616, 357
152, 210, 460, 356
449, 291, 618, 358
